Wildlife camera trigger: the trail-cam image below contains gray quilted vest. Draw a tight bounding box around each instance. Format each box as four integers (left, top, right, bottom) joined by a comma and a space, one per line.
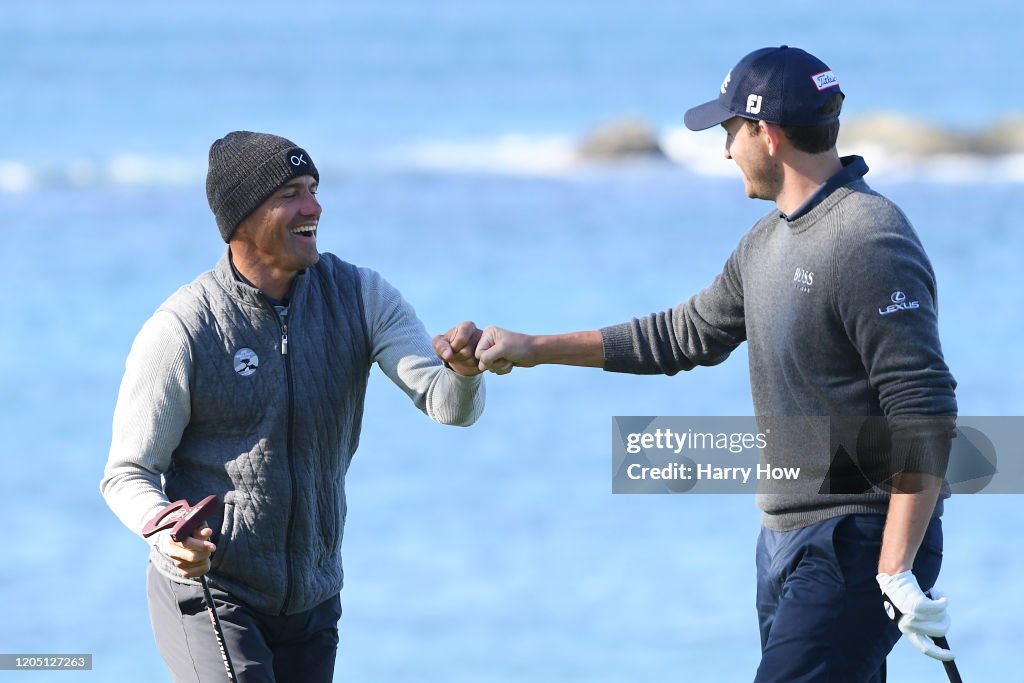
151, 249, 370, 615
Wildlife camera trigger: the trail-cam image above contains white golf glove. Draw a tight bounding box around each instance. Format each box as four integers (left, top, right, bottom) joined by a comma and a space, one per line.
876, 570, 954, 661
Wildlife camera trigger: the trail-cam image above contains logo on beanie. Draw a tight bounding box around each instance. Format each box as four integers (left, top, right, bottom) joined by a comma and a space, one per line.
287, 148, 310, 169
233, 348, 259, 377
811, 70, 839, 91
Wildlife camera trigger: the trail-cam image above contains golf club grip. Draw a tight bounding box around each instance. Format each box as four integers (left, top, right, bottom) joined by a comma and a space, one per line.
932, 636, 963, 683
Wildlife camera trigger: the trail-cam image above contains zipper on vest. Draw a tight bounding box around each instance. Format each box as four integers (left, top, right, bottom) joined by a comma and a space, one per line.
267, 300, 299, 614
281, 341, 299, 614
276, 306, 290, 356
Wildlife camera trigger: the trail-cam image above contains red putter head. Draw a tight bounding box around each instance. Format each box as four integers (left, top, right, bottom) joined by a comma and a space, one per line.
141, 494, 222, 542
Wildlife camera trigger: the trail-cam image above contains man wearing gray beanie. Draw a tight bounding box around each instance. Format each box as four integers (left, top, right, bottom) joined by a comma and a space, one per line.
102, 131, 486, 682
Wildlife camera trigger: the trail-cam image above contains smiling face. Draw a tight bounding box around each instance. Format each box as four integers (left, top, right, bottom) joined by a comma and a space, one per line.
228, 174, 322, 300
722, 117, 783, 201
233, 174, 322, 274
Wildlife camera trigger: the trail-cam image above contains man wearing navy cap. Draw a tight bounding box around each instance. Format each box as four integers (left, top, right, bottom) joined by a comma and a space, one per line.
452, 46, 958, 680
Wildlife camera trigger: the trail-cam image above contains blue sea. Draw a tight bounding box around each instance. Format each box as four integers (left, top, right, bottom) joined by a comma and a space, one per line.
2, 1, 1022, 681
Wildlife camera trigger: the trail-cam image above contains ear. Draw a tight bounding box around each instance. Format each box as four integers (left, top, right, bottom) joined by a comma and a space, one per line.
759, 121, 786, 157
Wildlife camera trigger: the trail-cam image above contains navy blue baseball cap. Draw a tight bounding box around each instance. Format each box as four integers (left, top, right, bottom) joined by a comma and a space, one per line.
683, 46, 843, 131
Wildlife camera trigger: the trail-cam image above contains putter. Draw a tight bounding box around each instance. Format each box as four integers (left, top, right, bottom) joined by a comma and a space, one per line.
143, 494, 238, 682
882, 593, 963, 683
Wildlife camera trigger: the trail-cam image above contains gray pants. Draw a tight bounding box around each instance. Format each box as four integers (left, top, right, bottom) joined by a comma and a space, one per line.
147, 563, 341, 683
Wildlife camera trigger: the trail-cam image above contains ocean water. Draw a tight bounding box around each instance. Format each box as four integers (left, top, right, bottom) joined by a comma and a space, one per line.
1, 2, 1022, 681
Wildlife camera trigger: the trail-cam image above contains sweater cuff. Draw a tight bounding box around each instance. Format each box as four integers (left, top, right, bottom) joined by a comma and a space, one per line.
600, 323, 637, 373
889, 434, 952, 485
444, 367, 483, 388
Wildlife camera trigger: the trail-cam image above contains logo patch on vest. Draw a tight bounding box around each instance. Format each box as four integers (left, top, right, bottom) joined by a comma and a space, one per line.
233, 348, 259, 376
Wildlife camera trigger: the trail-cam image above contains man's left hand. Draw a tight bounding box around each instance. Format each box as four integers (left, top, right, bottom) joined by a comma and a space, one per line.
433, 321, 484, 376
877, 570, 954, 661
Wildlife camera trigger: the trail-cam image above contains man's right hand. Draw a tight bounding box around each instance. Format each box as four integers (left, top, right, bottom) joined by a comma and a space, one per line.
477, 327, 604, 373
160, 526, 217, 579
476, 326, 534, 374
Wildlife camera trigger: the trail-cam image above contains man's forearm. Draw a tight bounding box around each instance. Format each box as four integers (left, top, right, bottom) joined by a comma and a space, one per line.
526, 331, 604, 367
475, 327, 603, 371
878, 474, 943, 574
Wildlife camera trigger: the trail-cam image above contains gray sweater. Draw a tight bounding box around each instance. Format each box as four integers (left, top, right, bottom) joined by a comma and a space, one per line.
601, 157, 957, 531
102, 250, 484, 614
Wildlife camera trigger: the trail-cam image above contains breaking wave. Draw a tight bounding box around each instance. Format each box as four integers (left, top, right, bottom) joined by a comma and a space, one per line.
4, 115, 1024, 192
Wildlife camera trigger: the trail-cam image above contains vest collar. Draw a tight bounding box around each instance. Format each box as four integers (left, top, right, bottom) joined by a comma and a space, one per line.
213, 248, 308, 309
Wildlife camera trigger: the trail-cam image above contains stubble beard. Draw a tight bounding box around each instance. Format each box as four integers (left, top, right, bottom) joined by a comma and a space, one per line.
746, 157, 784, 202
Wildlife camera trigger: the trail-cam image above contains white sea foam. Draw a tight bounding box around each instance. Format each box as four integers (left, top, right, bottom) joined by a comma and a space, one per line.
3, 130, 1023, 193
403, 134, 580, 175
0, 155, 204, 193
399, 129, 1024, 183
0, 161, 34, 193
106, 154, 200, 186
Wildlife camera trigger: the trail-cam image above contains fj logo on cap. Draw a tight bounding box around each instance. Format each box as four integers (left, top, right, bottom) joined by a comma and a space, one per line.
234, 348, 259, 376
746, 94, 762, 115
811, 70, 839, 91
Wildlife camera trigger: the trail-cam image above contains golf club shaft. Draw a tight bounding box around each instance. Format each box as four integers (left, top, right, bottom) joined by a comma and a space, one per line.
932, 636, 962, 683
201, 575, 238, 682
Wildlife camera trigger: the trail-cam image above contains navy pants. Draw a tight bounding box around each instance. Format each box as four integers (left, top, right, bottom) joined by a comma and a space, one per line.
147, 563, 342, 683
755, 514, 943, 683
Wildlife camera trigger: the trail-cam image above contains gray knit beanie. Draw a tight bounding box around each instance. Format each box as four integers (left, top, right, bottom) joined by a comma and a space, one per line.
206, 131, 320, 242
